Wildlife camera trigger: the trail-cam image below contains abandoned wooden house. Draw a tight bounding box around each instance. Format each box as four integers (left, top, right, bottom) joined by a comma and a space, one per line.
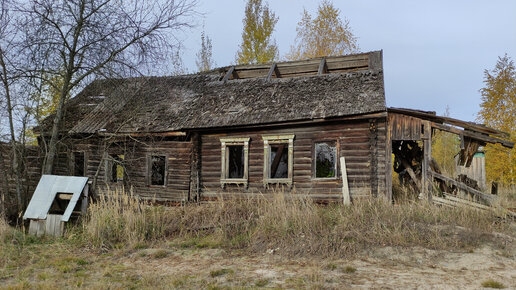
28, 50, 513, 205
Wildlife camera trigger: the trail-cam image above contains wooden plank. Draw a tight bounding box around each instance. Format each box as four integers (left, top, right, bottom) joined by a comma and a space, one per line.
340, 157, 350, 205
431, 122, 513, 148
422, 121, 432, 201
318, 58, 327, 75
430, 171, 495, 204
389, 108, 510, 139
266, 63, 277, 81
222, 66, 235, 83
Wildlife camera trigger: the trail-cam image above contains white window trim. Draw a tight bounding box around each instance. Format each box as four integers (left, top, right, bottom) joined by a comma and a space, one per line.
262, 134, 295, 187
220, 137, 250, 188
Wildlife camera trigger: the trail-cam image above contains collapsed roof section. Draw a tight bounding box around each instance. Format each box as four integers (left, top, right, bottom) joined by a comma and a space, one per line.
388, 108, 514, 149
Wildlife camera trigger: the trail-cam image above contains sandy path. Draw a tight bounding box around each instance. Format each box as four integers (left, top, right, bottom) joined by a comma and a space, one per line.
125, 244, 516, 289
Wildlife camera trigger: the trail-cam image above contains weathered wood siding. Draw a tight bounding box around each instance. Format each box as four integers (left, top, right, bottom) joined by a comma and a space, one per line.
0, 144, 41, 218
62, 137, 192, 201
200, 119, 387, 201
389, 113, 422, 141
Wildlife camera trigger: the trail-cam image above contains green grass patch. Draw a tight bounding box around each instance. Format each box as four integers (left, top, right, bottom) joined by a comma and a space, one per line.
210, 268, 234, 278
481, 279, 506, 288
343, 266, 356, 273
152, 249, 169, 259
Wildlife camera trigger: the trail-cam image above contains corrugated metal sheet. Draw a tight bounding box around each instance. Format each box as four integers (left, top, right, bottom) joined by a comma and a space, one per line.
23, 175, 88, 221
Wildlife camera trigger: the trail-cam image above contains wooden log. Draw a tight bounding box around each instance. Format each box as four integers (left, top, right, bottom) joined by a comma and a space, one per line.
422, 121, 432, 201
430, 171, 495, 205
340, 157, 351, 205
431, 122, 513, 148
266, 63, 277, 81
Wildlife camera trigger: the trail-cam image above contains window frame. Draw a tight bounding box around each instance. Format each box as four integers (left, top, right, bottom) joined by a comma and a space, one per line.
220, 137, 250, 188
312, 139, 339, 181
105, 153, 125, 183
262, 134, 295, 187
147, 154, 168, 187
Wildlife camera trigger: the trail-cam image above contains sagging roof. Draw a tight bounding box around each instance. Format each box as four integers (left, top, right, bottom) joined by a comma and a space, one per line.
47, 51, 386, 135
388, 108, 514, 148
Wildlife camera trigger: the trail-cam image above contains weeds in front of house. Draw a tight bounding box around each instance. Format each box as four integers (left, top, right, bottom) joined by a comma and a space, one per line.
79, 188, 512, 257
1, 187, 515, 288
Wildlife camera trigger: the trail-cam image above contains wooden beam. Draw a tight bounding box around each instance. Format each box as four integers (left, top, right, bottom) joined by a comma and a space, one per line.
269, 144, 285, 178
431, 122, 513, 148
389, 107, 509, 138
222, 66, 235, 83
385, 115, 393, 202
274, 65, 281, 78
421, 121, 432, 202
430, 171, 495, 204
318, 58, 327, 75
129, 131, 186, 137
266, 63, 277, 81
340, 157, 351, 205
401, 159, 421, 188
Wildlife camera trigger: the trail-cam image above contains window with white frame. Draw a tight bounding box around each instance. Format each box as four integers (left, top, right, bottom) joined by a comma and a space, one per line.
262, 135, 294, 186
220, 137, 250, 188
314, 141, 337, 179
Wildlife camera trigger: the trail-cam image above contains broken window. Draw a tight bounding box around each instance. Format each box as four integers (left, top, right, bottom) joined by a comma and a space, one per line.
106, 154, 124, 182
72, 151, 85, 176
220, 137, 250, 187
228, 145, 244, 178
150, 155, 167, 186
262, 135, 295, 185
269, 144, 289, 178
314, 141, 337, 178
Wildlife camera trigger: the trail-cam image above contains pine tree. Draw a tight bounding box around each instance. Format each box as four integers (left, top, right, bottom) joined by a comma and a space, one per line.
236, 0, 278, 65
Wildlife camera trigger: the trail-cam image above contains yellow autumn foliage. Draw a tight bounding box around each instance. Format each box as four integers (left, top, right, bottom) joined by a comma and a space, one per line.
236, 0, 278, 65
478, 55, 516, 185
287, 0, 359, 60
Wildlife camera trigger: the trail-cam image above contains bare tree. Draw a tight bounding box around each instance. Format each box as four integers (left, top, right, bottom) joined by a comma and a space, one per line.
0, 0, 25, 213
16, 0, 198, 174
195, 27, 215, 72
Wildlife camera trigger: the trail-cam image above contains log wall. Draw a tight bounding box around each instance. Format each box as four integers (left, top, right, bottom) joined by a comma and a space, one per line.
200, 118, 387, 201
61, 137, 192, 202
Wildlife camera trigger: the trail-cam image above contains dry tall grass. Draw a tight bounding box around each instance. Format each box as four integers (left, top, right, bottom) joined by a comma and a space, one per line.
83, 188, 170, 248
82, 188, 512, 257
0, 217, 10, 242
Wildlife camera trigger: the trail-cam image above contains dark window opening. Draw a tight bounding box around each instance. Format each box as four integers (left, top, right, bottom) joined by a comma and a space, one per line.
151, 155, 166, 185
110, 154, 124, 182
315, 141, 337, 178
270, 144, 289, 178
73, 152, 85, 176
48, 192, 82, 215
228, 145, 244, 178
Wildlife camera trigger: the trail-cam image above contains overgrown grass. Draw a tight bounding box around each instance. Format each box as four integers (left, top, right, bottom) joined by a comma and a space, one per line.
482, 279, 506, 289
81, 189, 512, 257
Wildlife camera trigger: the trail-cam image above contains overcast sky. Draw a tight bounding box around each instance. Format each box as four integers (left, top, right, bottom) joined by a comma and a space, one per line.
179, 0, 516, 122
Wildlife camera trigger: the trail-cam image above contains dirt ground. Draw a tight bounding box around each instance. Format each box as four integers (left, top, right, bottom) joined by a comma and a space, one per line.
125, 244, 516, 289
1, 238, 515, 289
